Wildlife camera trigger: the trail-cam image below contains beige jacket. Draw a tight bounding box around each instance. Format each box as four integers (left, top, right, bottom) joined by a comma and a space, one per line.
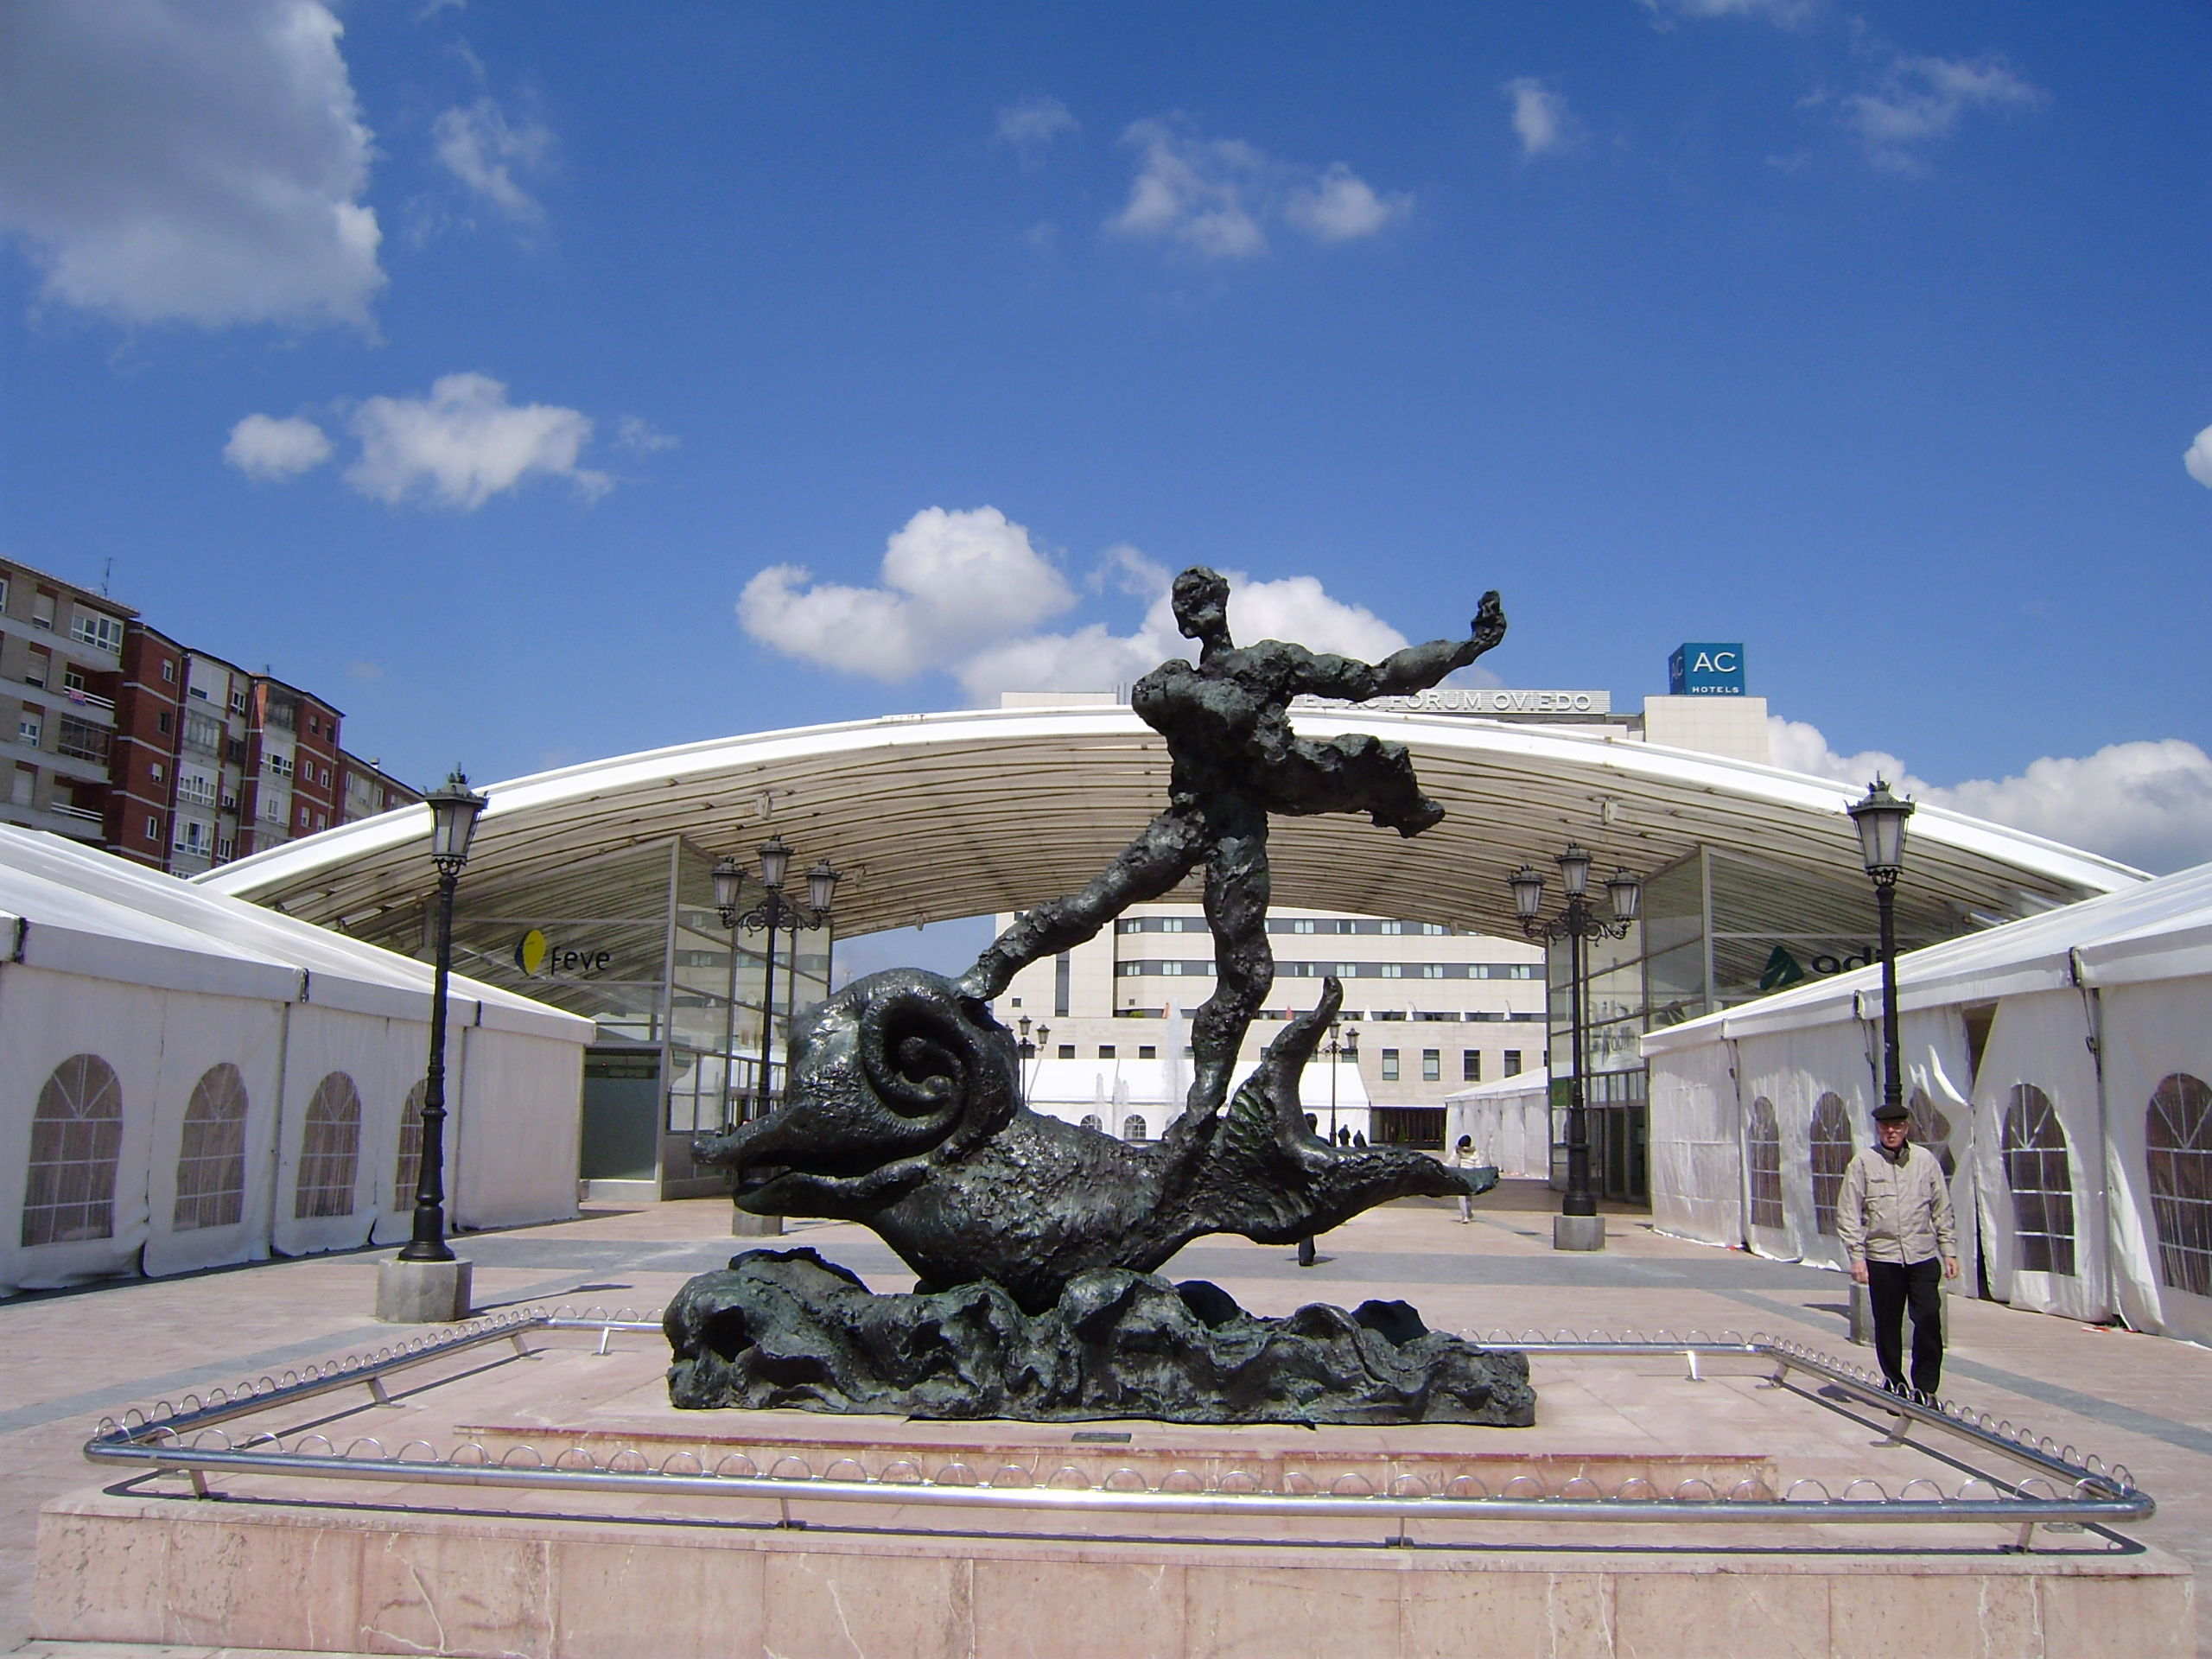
1836, 1142, 1955, 1266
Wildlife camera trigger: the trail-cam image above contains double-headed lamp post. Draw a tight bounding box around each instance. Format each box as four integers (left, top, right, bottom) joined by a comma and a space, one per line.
1016, 1016, 1052, 1104
398, 769, 488, 1266
712, 835, 839, 1122
1325, 1022, 1358, 1144
1510, 845, 1641, 1252
1848, 779, 1916, 1116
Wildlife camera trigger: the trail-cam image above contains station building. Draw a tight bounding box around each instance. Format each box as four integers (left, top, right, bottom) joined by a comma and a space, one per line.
196, 672, 2139, 1208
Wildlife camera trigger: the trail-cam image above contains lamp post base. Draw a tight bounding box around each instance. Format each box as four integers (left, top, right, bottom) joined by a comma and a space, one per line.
733, 1210, 785, 1238
376, 1256, 473, 1324
1553, 1214, 1606, 1252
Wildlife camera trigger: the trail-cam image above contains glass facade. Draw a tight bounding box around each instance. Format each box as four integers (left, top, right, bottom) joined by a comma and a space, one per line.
342, 836, 830, 1196
1546, 846, 1955, 1205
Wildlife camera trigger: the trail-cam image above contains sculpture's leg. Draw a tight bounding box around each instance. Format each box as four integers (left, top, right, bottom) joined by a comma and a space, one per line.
960, 808, 1207, 1000
1181, 815, 1272, 1122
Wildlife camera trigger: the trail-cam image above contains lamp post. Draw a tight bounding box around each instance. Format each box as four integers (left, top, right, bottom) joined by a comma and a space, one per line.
1848, 779, 1916, 1116
714, 836, 838, 1123
1510, 846, 1641, 1252
1325, 1022, 1358, 1144
1016, 1016, 1052, 1103
398, 769, 487, 1266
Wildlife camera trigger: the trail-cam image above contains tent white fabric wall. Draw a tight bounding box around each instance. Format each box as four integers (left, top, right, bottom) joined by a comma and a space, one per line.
1, 830, 593, 1297
1443, 1073, 1552, 1180
1645, 860, 2212, 1344
1645, 1044, 1740, 1246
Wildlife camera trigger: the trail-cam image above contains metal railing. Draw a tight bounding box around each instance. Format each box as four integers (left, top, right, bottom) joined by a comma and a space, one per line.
83, 1309, 2152, 1551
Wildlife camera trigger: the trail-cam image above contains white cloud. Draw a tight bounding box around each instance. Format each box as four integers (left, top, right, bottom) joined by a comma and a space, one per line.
1841, 53, 2043, 170
1503, 78, 1581, 159
224, 413, 333, 480
0, 0, 383, 328
995, 95, 1077, 163
1284, 162, 1409, 240
432, 95, 552, 225
1109, 118, 1408, 259
1640, 0, 1815, 23
957, 563, 1424, 704
739, 507, 1078, 679
2185, 424, 2212, 489
615, 415, 678, 454
1771, 718, 2212, 875
345, 373, 606, 510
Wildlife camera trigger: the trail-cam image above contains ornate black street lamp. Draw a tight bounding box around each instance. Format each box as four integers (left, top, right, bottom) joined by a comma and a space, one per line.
398, 769, 488, 1264
1016, 1016, 1052, 1104
1510, 846, 1641, 1249
1325, 1021, 1358, 1144
714, 835, 838, 1122
1848, 779, 1916, 1116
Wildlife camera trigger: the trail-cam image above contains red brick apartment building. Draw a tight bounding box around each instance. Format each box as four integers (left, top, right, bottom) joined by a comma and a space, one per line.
0, 556, 420, 874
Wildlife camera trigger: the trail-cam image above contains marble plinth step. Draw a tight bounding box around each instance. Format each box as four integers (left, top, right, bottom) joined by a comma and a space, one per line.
37, 1485, 2194, 1659
454, 1413, 1772, 1495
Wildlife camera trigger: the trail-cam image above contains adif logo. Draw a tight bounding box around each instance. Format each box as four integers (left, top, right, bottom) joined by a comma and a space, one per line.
515, 928, 549, 975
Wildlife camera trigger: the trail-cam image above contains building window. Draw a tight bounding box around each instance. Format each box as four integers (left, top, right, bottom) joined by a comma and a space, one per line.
2146, 1071, 2212, 1300
1378, 963, 1402, 979
395, 1080, 428, 1210
1421, 1050, 1440, 1082
1080, 1114, 1103, 1133
1381, 1049, 1400, 1082
1292, 918, 1316, 934
160, 658, 175, 682
1745, 1096, 1784, 1230
1098, 1045, 1116, 1059
294, 1072, 362, 1219
2002, 1084, 2075, 1276
1138, 1045, 1157, 1059
1421, 963, 1445, 978
144, 814, 158, 840
1057, 1044, 1075, 1059
149, 762, 163, 783
156, 710, 172, 734
1462, 1052, 1481, 1084
1909, 1087, 1957, 1179
1503, 1050, 1522, 1077
1809, 1093, 1853, 1237
173, 1064, 249, 1232
69, 612, 124, 653
21, 1053, 124, 1246
56, 717, 108, 762
1379, 920, 1402, 935
1054, 950, 1071, 1018
16, 716, 40, 747
229, 690, 246, 715
1422, 922, 1447, 935
1123, 1115, 1148, 1142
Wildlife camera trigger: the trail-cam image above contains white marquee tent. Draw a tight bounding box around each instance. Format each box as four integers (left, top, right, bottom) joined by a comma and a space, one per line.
0, 829, 594, 1298
1444, 1070, 1554, 1180
1643, 862, 2212, 1344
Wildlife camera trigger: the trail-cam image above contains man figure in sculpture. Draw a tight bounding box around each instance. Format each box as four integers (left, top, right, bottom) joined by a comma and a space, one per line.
962, 565, 1506, 1128
1838, 1099, 1961, 1399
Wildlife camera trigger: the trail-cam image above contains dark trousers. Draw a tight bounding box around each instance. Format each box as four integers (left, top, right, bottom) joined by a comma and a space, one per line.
1866, 1257, 1943, 1394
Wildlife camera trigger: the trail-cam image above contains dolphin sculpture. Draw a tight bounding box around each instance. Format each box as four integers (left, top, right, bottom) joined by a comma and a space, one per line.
694, 967, 1496, 1314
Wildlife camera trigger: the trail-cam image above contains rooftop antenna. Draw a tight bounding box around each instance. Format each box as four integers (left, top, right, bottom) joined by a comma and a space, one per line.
99, 557, 113, 596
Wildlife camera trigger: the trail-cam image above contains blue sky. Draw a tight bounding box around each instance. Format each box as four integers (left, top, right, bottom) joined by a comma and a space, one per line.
3, 0, 2210, 882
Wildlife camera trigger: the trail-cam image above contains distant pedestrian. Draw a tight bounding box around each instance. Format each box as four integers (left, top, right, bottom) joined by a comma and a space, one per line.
1837, 1099, 1960, 1399
1450, 1135, 1480, 1224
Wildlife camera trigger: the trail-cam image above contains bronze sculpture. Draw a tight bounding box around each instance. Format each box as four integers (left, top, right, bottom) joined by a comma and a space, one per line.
672, 569, 1532, 1423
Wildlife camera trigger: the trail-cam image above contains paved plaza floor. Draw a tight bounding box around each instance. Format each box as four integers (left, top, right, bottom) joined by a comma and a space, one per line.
3, 1182, 2207, 1656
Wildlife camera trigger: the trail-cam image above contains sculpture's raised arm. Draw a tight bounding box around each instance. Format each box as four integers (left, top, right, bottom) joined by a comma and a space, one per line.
1291, 589, 1506, 702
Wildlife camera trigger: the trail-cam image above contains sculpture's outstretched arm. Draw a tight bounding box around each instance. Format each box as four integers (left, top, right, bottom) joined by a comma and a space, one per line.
1287, 591, 1507, 702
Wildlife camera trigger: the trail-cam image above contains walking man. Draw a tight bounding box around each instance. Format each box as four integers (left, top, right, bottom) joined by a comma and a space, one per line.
1837, 1099, 1960, 1399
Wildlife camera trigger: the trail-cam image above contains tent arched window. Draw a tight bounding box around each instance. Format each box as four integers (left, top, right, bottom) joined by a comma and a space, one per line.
2001, 1084, 2075, 1276
1079, 1114, 1103, 1133
1746, 1096, 1783, 1231
22, 1053, 124, 1247
295, 1073, 362, 1220
1123, 1115, 1149, 1142
1809, 1094, 1853, 1237
1908, 1086, 1956, 1180
173, 1064, 249, 1232
395, 1079, 428, 1210
2146, 1072, 2212, 1299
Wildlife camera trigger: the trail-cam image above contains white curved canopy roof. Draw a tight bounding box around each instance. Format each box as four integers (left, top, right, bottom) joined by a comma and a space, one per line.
197, 706, 2144, 944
